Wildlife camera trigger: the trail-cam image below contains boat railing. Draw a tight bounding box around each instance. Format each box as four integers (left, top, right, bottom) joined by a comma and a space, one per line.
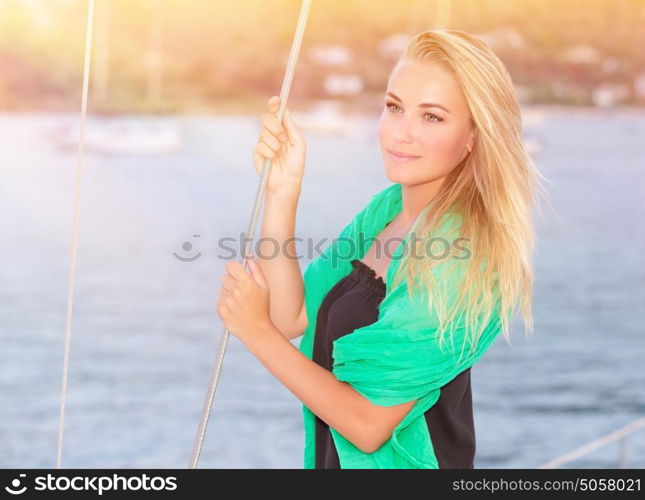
537, 416, 645, 468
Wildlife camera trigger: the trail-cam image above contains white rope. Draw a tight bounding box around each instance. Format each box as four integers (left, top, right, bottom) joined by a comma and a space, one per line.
56, 0, 95, 469
189, 0, 313, 469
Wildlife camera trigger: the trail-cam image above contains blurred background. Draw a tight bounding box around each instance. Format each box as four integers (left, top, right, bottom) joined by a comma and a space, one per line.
2, 0, 645, 112
0, 0, 644, 468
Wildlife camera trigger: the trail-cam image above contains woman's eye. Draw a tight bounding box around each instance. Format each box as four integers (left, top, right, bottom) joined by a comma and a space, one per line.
385, 102, 442, 122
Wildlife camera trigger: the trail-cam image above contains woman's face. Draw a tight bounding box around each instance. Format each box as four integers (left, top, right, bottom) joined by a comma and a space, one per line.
378, 59, 475, 185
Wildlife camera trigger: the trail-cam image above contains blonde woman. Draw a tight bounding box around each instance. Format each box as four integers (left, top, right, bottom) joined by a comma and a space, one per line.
215, 29, 544, 469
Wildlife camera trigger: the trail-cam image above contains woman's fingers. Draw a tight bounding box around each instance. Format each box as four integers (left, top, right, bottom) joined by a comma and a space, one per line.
253, 96, 303, 179
262, 96, 300, 147
269, 95, 281, 113
270, 96, 301, 147
252, 143, 276, 175
256, 141, 277, 161
224, 261, 247, 283
282, 108, 302, 147
260, 128, 281, 152
261, 111, 286, 140
221, 273, 236, 292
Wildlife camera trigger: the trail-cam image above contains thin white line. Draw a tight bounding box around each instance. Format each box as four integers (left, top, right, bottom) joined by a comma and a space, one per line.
537, 417, 645, 469
56, 0, 95, 470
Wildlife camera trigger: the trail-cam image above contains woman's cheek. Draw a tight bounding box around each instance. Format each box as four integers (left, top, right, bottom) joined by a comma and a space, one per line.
425, 131, 464, 165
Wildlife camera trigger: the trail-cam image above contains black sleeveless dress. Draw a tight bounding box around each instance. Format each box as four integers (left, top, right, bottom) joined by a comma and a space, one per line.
311, 257, 475, 469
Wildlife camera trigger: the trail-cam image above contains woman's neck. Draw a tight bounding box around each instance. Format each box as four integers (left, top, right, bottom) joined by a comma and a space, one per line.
397, 178, 445, 226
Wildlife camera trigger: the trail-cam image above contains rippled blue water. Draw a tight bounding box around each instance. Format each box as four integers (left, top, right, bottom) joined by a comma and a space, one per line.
0, 108, 643, 468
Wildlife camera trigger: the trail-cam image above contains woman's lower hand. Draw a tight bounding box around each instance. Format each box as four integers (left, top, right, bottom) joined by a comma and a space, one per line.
215, 257, 274, 346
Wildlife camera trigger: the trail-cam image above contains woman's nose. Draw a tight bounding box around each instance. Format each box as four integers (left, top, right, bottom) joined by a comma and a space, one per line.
393, 118, 414, 142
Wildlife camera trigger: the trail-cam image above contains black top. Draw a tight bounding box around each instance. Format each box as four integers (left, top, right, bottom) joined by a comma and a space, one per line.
311, 257, 475, 469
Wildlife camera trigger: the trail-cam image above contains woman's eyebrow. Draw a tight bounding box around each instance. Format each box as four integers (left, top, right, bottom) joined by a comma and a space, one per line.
386, 91, 451, 114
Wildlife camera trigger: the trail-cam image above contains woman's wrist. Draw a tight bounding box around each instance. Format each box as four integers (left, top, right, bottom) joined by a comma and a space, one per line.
265, 184, 301, 205
244, 321, 284, 355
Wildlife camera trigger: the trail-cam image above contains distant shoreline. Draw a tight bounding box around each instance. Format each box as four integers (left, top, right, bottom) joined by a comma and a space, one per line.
1, 102, 644, 118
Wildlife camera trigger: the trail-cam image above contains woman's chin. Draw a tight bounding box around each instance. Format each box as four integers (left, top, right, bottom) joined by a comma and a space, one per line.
384, 164, 416, 183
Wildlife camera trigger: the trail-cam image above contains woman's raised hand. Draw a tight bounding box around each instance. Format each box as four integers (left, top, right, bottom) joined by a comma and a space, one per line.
252, 96, 306, 196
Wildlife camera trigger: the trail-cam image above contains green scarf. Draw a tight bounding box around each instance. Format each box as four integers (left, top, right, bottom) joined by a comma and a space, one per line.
298, 182, 504, 469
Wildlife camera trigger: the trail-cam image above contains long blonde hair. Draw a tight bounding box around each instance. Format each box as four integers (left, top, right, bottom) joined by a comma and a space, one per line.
388, 29, 550, 358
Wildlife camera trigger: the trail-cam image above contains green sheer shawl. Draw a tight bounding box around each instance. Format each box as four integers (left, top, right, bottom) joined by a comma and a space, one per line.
297, 182, 504, 469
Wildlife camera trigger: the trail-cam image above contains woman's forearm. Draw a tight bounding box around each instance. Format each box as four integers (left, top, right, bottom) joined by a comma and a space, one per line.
256, 189, 306, 337
245, 324, 374, 453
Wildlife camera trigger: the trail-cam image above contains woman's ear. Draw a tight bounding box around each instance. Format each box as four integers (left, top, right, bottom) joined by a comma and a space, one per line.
466, 130, 475, 153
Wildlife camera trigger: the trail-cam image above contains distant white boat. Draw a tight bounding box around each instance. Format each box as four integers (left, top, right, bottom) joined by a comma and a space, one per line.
294, 100, 359, 138
51, 120, 183, 155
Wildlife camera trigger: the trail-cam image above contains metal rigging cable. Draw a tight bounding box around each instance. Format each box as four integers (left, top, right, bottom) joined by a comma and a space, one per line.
57, 0, 95, 469
189, 0, 313, 469
55, 0, 311, 470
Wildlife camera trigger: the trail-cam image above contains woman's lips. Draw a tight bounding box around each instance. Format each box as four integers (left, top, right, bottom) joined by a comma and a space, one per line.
387, 149, 421, 163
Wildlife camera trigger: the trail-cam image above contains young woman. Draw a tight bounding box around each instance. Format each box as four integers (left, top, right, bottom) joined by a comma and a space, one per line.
215, 29, 543, 469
